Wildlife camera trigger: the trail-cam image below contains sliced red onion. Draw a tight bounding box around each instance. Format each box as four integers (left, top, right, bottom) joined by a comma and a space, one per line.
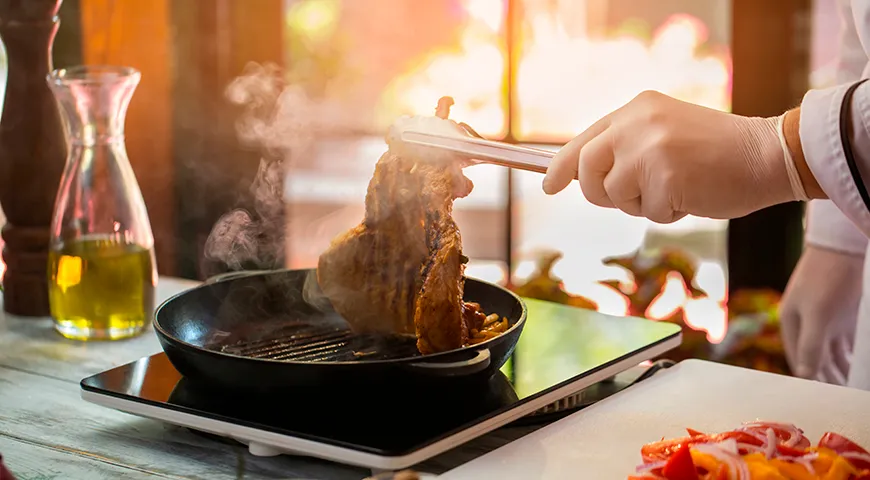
736, 442, 764, 455
635, 460, 666, 474
694, 443, 751, 480
715, 438, 739, 455
764, 428, 777, 459
787, 452, 819, 475
770, 451, 818, 476
777, 451, 818, 461
737, 428, 768, 444
841, 451, 870, 465
742, 420, 802, 431
741, 421, 805, 447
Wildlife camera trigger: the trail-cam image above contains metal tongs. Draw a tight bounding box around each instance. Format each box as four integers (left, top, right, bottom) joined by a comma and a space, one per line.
400, 122, 555, 175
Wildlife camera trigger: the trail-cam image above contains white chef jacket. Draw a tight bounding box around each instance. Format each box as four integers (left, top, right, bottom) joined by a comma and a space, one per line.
802, 0, 870, 389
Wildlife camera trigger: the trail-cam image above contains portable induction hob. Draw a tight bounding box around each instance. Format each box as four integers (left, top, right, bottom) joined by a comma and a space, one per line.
80, 299, 681, 471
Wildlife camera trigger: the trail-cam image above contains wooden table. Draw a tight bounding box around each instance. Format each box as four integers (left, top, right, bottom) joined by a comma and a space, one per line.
0, 277, 555, 480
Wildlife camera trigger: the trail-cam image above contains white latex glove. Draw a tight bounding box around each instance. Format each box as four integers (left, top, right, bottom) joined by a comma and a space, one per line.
542, 91, 802, 223
779, 245, 863, 384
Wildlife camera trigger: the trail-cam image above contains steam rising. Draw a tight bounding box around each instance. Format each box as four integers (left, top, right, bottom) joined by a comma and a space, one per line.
197, 64, 484, 354
203, 62, 346, 272
203, 62, 471, 280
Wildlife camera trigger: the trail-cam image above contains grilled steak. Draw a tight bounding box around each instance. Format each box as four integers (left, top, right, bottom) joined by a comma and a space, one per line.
317, 105, 476, 354
412, 161, 467, 354
317, 152, 433, 337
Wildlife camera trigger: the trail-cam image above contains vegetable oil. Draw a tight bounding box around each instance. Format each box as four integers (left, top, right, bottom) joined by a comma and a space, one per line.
48, 236, 156, 340
47, 66, 155, 341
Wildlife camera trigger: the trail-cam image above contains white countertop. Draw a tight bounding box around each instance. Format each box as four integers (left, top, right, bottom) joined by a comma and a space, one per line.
440, 359, 870, 479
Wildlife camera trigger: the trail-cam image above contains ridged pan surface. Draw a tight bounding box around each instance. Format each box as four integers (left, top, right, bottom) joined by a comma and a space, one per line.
154, 269, 526, 389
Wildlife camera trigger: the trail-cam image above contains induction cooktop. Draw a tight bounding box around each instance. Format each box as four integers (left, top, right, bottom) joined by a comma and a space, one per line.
80, 299, 681, 471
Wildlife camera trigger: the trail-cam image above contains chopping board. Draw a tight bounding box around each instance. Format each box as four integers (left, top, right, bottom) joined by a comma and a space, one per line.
439, 359, 870, 479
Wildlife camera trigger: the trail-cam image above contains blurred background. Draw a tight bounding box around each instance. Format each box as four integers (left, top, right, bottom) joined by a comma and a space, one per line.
0, 0, 841, 373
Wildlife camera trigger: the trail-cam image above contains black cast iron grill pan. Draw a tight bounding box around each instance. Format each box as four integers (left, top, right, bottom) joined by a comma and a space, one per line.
218, 322, 421, 362
153, 269, 527, 390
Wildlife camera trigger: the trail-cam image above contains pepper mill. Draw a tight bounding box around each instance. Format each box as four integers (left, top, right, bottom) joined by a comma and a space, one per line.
0, 0, 66, 316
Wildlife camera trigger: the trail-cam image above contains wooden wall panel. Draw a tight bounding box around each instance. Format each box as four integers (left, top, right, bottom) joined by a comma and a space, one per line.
78, 0, 177, 275
728, 0, 811, 293
170, 0, 284, 279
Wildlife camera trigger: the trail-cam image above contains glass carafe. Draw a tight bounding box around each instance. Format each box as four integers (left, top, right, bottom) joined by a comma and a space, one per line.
46, 66, 156, 341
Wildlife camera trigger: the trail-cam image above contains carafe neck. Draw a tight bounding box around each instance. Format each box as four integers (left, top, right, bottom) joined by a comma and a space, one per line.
47, 66, 140, 147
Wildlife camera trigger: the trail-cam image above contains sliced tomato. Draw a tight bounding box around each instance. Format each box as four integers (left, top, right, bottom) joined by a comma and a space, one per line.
642, 436, 695, 462
687, 428, 706, 437
742, 424, 811, 449
661, 443, 699, 480
642, 432, 763, 463
818, 432, 870, 470
818, 432, 870, 455
775, 444, 809, 457
717, 431, 767, 447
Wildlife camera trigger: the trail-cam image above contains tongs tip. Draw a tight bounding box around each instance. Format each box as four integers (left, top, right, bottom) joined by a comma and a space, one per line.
457, 122, 484, 139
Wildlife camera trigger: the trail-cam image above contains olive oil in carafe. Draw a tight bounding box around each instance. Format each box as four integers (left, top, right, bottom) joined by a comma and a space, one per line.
48, 237, 155, 340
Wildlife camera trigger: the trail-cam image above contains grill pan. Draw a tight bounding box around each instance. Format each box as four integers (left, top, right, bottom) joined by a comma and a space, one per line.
154, 268, 527, 390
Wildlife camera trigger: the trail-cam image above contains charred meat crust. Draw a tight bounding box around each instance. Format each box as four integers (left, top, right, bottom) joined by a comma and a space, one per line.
317, 153, 429, 336
317, 150, 478, 354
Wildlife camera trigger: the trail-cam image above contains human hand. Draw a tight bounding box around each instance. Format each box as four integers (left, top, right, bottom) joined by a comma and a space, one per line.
779, 245, 863, 384
542, 91, 802, 223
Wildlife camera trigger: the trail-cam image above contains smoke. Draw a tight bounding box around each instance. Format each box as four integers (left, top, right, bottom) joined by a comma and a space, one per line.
203, 62, 347, 273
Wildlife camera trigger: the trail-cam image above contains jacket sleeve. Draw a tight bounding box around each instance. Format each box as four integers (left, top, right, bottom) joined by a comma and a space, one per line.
805, 200, 868, 255
830, 0, 865, 85
801, 0, 870, 250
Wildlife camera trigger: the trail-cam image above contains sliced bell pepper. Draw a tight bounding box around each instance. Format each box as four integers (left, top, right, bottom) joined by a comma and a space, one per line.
743, 451, 791, 479
688, 450, 722, 476
642, 432, 763, 462
812, 447, 840, 475
661, 443, 699, 480
744, 451, 785, 479
746, 462, 789, 480
821, 455, 858, 480
768, 458, 817, 480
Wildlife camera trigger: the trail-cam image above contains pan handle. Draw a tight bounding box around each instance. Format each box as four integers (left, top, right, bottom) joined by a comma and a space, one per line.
406, 349, 491, 377
205, 270, 275, 284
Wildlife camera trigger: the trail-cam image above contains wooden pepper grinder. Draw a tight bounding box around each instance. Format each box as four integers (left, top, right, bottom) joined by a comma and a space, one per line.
0, 0, 66, 316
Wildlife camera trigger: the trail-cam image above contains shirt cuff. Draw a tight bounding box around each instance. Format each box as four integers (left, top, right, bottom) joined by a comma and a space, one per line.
805, 199, 868, 256
800, 81, 870, 238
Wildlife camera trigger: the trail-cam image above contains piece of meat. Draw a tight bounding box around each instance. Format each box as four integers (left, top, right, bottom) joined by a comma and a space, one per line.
317, 111, 476, 353
413, 166, 467, 354
317, 152, 430, 335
